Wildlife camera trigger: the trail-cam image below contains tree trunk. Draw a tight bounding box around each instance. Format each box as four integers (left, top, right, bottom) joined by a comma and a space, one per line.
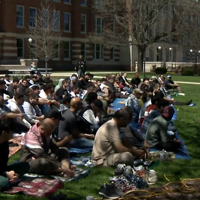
137, 45, 146, 72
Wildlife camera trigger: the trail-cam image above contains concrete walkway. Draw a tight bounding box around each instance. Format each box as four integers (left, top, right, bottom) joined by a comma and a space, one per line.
51, 72, 200, 85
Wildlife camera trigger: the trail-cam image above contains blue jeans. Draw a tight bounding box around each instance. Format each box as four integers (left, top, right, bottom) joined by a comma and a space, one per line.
70, 138, 94, 149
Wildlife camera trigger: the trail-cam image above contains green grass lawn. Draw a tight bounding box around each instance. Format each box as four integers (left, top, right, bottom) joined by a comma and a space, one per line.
1, 83, 200, 200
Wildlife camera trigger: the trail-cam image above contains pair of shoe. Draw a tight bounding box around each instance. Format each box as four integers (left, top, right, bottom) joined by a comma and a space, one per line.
99, 183, 124, 199
114, 164, 134, 178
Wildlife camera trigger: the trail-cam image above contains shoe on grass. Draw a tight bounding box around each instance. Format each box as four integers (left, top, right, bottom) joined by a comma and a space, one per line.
114, 164, 126, 175
99, 183, 124, 199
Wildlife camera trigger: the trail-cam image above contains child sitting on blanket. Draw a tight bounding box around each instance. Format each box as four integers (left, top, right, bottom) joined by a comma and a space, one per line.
0, 119, 30, 191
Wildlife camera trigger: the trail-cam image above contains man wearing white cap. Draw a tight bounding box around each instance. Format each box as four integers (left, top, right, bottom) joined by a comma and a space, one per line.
165, 75, 181, 92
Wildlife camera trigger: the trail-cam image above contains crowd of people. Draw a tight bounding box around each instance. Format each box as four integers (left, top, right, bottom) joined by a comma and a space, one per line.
0, 69, 192, 191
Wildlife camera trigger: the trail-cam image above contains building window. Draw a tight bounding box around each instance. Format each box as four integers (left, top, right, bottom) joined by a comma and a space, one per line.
53, 11, 60, 30
81, 14, 86, 33
94, 0, 104, 8
64, 42, 70, 59
17, 39, 24, 58
64, 0, 71, 3
42, 9, 49, 28
93, 44, 104, 60
95, 17, 104, 35
16, 6, 24, 27
81, 0, 86, 6
110, 48, 114, 60
53, 0, 60, 2
81, 43, 86, 59
54, 44, 59, 59
64, 13, 71, 32
29, 8, 37, 27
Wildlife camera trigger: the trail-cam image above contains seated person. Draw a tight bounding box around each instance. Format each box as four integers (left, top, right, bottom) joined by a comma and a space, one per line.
7, 94, 32, 132
165, 75, 181, 92
23, 93, 44, 124
20, 118, 75, 177
55, 78, 70, 103
124, 88, 143, 123
141, 99, 170, 137
120, 106, 147, 149
59, 95, 72, 113
0, 119, 30, 191
58, 97, 94, 148
79, 99, 103, 133
131, 73, 141, 88
145, 106, 181, 152
92, 109, 145, 167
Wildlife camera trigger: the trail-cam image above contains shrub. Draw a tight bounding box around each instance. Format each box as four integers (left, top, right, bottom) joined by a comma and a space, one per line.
155, 67, 167, 74
150, 65, 157, 72
181, 67, 194, 76
166, 71, 176, 75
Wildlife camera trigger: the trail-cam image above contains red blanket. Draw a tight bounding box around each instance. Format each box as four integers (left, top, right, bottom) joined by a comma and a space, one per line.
6, 178, 63, 197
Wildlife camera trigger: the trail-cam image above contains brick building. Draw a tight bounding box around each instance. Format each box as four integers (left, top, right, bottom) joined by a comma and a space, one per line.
0, 0, 128, 71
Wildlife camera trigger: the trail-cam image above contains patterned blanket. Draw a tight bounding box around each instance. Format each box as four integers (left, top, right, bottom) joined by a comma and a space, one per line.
5, 178, 63, 197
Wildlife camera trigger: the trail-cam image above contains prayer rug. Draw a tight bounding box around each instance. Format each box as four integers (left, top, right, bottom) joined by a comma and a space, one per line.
5, 178, 63, 197
70, 156, 93, 167
24, 168, 90, 183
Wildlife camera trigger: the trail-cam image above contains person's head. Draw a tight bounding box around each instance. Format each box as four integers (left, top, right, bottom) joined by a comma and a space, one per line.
14, 93, 24, 106
70, 97, 83, 112
162, 106, 174, 121
167, 75, 172, 80
30, 85, 40, 95
105, 92, 116, 104
135, 73, 139, 78
62, 78, 70, 89
86, 83, 97, 93
121, 106, 133, 122
143, 77, 149, 85
108, 77, 114, 84
21, 79, 29, 87
39, 118, 56, 137
96, 80, 101, 86
101, 78, 107, 84
24, 88, 33, 97
157, 99, 170, 113
79, 54, 83, 60
86, 92, 98, 104
0, 80, 6, 90
153, 84, 160, 93
13, 77, 19, 88
32, 75, 38, 82
91, 99, 104, 114
151, 96, 159, 105
63, 95, 72, 107
154, 90, 164, 99
72, 85, 79, 94
32, 61, 36, 65
119, 72, 122, 76
133, 89, 143, 99
113, 109, 130, 128
29, 93, 39, 105
37, 72, 43, 79
5, 74, 10, 81
43, 84, 52, 94
48, 109, 64, 125
0, 119, 14, 142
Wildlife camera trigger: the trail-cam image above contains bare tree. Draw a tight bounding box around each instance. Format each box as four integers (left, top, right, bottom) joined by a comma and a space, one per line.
88, 0, 199, 72
27, 1, 62, 74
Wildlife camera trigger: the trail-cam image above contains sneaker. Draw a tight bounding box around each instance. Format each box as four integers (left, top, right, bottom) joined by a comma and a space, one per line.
99, 183, 124, 199
110, 176, 136, 192
114, 164, 126, 175
123, 166, 133, 179
145, 170, 158, 185
129, 174, 149, 189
